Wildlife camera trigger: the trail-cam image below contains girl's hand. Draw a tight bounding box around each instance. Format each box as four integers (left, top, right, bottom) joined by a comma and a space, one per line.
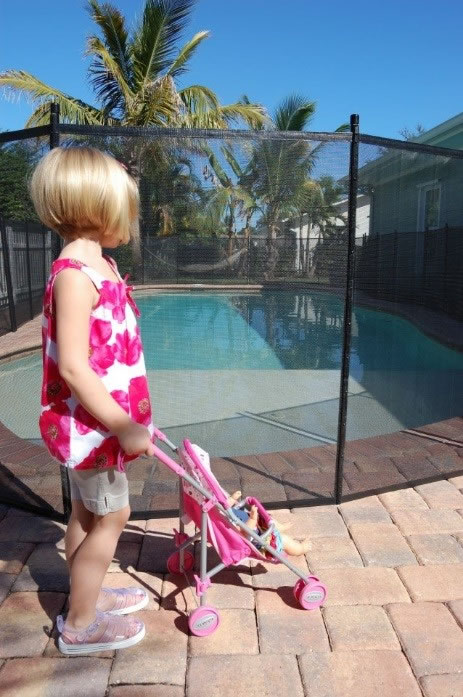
115, 422, 156, 458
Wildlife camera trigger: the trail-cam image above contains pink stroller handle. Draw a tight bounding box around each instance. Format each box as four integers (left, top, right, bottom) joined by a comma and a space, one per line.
152, 426, 169, 443
150, 431, 221, 507
150, 441, 186, 478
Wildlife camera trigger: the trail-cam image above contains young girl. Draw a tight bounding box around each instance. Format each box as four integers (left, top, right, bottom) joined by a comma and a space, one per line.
30, 146, 154, 655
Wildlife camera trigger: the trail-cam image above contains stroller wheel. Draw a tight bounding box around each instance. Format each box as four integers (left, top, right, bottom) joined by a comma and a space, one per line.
294, 577, 327, 610
189, 606, 220, 637
167, 550, 194, 574
293, 575, 320, 601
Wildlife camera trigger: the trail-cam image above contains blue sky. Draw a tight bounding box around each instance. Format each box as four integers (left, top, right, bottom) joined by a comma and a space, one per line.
1, 0, 462, 138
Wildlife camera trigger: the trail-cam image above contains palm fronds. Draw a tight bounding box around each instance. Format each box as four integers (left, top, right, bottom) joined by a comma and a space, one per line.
86, 0, 133, 85
0, 70, 106, 126
131, 0, 195, 92
273, 95, 316, 132
167, 30, 210, 77
86, 36, 135, 117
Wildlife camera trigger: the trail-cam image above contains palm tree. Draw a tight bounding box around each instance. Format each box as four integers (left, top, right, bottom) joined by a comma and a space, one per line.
0, 0, 266, 130
241, 95, 349, 279
0, 141, 41, 221
0, 0, 267, 267
202, 145, 255, 258
146, 155, 203, 236
290, 175, 348, 277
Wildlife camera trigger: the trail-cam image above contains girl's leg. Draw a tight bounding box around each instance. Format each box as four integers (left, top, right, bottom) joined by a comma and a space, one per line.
64, 500, 95, 570
66, 505, 130, 629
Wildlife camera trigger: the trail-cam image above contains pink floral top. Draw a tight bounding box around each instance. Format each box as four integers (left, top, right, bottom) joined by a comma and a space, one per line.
40, 256, 154, 470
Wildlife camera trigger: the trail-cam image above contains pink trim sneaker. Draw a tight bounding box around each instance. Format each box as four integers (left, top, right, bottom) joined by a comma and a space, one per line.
57, 611, 145, 655
97, 587, 149, 615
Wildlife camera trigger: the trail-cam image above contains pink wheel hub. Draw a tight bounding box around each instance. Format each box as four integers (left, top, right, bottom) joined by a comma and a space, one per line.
294, 576, 327, 610
188, 606, 220, 637
166, 550, 194, 574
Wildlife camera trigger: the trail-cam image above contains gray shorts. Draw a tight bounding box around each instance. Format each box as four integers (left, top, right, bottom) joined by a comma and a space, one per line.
68, 467, 130, 515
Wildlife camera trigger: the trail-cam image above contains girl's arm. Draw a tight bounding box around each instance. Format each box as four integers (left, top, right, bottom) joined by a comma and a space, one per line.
54, 268, 155, 457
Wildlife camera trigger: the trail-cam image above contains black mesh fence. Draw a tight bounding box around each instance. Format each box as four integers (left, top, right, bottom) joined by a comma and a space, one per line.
69, 127, 351, 516
0, 120, 462, 522
0, 133, 51, 335
117, 232, 347, 287
354, 139, 463, 321
345, 137, 463, 498
0, 220, 52, 333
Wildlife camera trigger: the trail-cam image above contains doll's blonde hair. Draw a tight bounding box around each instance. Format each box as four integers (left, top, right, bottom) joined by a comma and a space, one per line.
29, 146, 139, 244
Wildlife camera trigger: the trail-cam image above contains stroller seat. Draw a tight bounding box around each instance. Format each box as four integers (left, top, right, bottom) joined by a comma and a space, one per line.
180, 439, 284, 567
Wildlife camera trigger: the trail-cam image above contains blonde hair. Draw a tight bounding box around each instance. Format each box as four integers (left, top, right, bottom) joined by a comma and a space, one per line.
29, 146, 139, 245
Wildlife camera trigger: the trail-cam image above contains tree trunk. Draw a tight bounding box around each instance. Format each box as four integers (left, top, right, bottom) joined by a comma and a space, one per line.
227, 202, 235, 259
264, 221, 279, 280
227, 229, 234, 259
236, 214, 252, 279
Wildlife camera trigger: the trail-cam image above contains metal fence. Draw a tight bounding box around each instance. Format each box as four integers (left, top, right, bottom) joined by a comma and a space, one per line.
0, 106, 462, 522
355, 227, 463, 321
0, 219, 52, 335
108, 232, 348, 288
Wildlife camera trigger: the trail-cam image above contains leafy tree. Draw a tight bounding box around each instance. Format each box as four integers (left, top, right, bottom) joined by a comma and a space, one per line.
241, 95, 349, 278
0, 141, 40, 222
399, 123, 426, 141
0, 0, 267, 266
0, 0, 266, 130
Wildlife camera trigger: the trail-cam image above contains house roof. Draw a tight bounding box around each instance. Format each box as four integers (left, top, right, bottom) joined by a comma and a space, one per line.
411, 112, 463, 150
353, 112, 463, 187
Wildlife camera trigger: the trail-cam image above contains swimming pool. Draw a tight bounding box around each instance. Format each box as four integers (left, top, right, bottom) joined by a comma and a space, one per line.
2, 290, 462, 456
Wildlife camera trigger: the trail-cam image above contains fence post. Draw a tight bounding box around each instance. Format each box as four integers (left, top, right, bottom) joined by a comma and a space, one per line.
49, 103, 62, 262
0, 218, 17, 332
141, 240, 145, 285
443, 224, 448, 313
60, 465, 72, 522
393, 230, 398, 304
334, 114, 359, 505
42, 225, 47, 288
49, 103, 72, 519
25, 222, 34, 319
247, 236, 250, 284
376, 233, 380, 298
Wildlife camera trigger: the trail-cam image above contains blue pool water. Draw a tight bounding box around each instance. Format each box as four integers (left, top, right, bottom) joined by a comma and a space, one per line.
1, 289, 462, 454
136, 290, 463, 375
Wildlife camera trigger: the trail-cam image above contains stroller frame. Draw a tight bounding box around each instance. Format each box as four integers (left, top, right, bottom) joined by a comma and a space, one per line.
150, 427, 327, 636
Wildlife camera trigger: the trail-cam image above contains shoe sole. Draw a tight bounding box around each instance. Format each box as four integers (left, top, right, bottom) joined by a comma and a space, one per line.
107, 591, 149, 615
58, 623, 145, 655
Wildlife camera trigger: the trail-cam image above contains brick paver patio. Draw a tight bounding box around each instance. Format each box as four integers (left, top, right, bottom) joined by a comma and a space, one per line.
0, 472, 462, 696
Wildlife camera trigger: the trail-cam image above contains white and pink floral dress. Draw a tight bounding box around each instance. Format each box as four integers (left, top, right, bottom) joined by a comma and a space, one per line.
40, 256, 154, 471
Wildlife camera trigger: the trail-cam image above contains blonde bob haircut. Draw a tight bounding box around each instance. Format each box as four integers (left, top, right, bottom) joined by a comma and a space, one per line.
29, 146, 139, 245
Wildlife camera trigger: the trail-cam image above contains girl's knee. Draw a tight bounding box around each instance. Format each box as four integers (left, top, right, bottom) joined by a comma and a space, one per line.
70, 500, 95, 532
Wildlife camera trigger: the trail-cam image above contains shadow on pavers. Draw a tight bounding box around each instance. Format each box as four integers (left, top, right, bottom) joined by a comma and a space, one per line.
4, 511, 157, 649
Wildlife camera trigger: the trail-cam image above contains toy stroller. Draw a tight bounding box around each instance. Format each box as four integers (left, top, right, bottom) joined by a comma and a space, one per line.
150, 426, 327, 637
